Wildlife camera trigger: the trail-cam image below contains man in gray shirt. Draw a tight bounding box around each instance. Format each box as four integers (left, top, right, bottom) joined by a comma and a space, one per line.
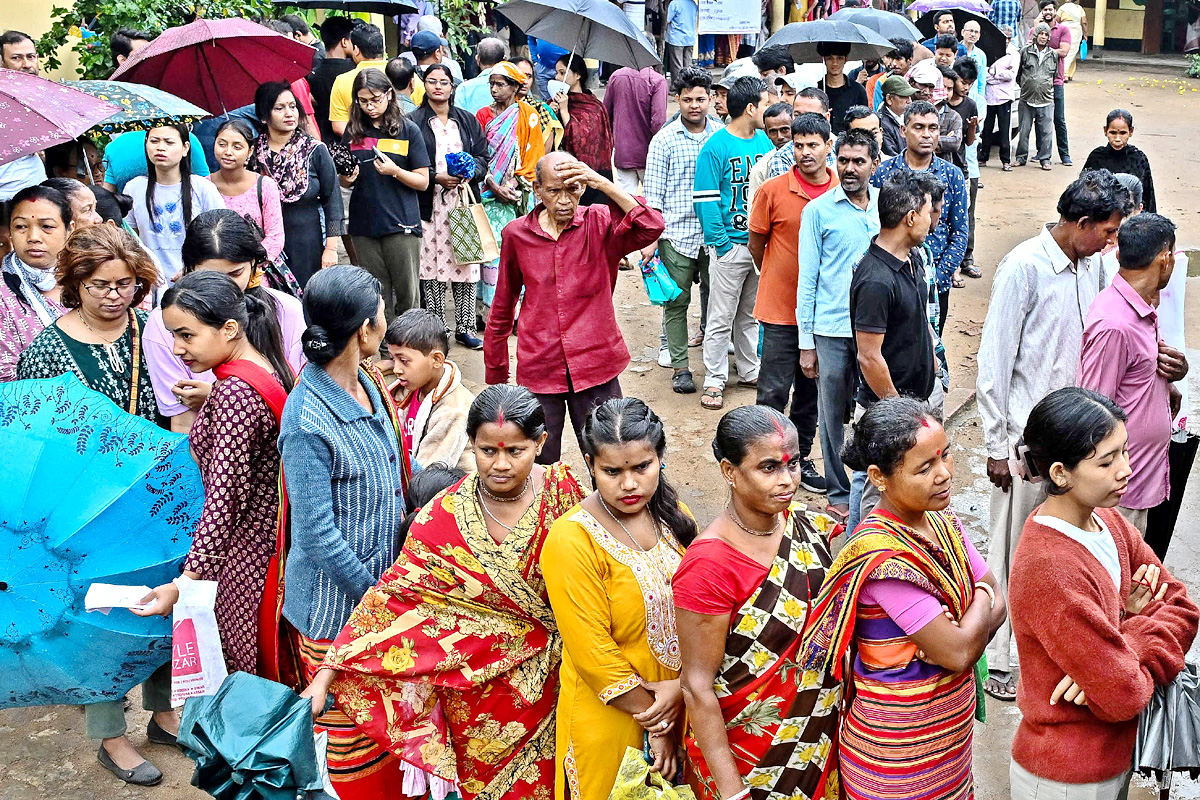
976, 169, 1130, 699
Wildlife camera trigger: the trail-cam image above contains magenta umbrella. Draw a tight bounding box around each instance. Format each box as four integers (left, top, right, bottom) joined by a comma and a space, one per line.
109, 18, 316, 115
0, 69, 121, 166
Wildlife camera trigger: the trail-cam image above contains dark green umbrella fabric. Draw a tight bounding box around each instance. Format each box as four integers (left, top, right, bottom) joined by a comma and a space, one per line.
178, 672, 328, 800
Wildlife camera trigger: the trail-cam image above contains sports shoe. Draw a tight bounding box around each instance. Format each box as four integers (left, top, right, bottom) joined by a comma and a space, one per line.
455, 331, 484, 350
800, 459, 827, 494
658, 347, 672, 367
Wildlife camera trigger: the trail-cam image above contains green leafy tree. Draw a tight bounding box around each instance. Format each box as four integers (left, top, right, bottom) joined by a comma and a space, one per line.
38, 0, 274, 78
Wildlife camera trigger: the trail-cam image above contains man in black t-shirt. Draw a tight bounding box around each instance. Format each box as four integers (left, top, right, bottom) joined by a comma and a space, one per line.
817, 42, 868, 135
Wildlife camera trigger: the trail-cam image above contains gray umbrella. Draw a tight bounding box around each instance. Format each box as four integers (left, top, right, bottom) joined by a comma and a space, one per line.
495, 0, 661, 69
762, 20, 897, 63
272, 0, 418, 13
829, 8, 923, 43
1134, 662, 1200, 786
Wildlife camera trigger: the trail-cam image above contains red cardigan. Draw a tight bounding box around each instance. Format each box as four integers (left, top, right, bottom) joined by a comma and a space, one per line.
1009, 507, 1198, 783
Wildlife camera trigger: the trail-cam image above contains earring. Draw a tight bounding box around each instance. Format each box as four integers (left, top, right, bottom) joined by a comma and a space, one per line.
660, 462, 667, 470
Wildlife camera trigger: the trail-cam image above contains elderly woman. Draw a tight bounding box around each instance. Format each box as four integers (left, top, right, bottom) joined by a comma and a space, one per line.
1, 185, 72, 381
16, 223, 174, 785
41, 177, 103, 229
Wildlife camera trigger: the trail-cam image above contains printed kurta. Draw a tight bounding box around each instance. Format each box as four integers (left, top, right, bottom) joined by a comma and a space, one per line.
541, 505, 686, 800
324, 464, 584, 800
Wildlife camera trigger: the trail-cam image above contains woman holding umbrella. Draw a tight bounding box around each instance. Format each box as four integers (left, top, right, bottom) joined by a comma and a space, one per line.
552, 54, 615, 205
251, 81, 344, 289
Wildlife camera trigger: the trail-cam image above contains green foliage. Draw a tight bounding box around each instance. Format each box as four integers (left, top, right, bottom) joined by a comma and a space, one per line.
38, 0, 274, 78
1187, 53, 1200, 79
437, 0, 490, 53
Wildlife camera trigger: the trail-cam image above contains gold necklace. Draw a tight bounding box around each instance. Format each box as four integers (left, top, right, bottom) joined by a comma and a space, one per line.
726, 505, 780, 537
479, 476, 530, 503
77, 309, 127, 372
599, 497, 654, 553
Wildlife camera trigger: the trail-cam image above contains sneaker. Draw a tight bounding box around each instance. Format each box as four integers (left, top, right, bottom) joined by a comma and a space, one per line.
455, 331, 483, 350
800, 459, 827, 494
658, 347, 671, 368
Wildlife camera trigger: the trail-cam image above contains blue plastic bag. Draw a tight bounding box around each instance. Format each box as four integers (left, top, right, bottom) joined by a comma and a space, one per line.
1080, 39, 1088, 59
641, 254, 682, 305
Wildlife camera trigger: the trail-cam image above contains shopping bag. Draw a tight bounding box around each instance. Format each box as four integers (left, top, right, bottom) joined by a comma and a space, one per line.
1080, 39, 1088, 59
641, 255, 682, 306
608, 745, 696, 800
448, 185, 500, 266
171, 576, 228, 705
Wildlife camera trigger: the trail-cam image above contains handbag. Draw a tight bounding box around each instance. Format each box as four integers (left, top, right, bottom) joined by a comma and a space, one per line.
448, 184, 500, 266
608, 744, 696, 800
640, 254, 682, 306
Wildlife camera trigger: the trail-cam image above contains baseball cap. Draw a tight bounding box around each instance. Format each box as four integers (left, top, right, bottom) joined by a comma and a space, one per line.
410, 30, 444, 53
880, 74, 918, 97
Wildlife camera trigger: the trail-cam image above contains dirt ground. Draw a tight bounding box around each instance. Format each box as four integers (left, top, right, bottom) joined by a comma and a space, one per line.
2, 64, 1199, 800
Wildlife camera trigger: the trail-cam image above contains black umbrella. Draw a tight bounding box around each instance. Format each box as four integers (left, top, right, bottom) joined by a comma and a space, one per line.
829, 8, 923, 42
761, 20, 895, 63
272, 0, 418, 14
495, 0, 661, 69
915, 9, 1007, 62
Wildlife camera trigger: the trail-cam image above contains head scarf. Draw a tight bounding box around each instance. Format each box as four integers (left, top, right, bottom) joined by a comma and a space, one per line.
491, 61, 527, 86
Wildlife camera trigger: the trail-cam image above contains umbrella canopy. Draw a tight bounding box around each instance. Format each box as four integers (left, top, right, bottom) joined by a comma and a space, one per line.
761, 20, 896, 63
0, 374, 202, 710
1134, 663, 1200, 778
909, 0, 994, 15
495, 0, 661, 69
828, 8, 923, 41
179, 672, 326, 800
64, 80, 210, 134
915, 9, 1007, 62
0, 70, 120, 167
109, 18, 317, 115
272, 0, 418, 13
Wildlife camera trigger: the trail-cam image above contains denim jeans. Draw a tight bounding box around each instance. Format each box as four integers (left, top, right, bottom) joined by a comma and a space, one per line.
1053, 82, 1071, 162
757, 322, 818, 460
1016, 100, 1053, 164
813, 335, 856, 505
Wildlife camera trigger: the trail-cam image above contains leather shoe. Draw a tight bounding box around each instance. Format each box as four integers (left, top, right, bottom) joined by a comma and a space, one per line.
147, 717, 178, 746
97, 745, 163, 786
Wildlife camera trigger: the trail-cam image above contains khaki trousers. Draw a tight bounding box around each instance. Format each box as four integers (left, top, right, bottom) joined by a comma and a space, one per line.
984, 476, 1049, 673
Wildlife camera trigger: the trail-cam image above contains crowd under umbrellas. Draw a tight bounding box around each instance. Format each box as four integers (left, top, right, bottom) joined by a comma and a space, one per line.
0, 2, 1199, 800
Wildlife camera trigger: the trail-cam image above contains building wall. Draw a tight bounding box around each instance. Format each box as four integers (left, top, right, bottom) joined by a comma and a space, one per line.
0, 0, 82, 78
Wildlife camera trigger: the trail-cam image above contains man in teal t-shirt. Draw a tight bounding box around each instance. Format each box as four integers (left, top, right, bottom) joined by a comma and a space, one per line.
693, 75, 773, 407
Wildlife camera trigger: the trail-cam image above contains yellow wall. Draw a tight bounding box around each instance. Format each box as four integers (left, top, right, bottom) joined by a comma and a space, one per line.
0, 0, 82, 78
1086, 6, 1146, 40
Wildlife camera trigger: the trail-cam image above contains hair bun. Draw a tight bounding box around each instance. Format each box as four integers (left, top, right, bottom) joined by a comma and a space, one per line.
302, 325, 332, 351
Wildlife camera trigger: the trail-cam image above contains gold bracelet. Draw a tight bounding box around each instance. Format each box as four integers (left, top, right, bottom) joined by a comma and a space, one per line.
974, 581, 996, 609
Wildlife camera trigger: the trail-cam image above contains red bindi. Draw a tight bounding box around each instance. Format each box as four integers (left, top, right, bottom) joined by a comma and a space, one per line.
496, 441, 506, 448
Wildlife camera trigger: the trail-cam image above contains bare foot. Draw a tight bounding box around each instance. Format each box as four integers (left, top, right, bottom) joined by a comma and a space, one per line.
153, 710, 180, 737
102, 735, 147, 771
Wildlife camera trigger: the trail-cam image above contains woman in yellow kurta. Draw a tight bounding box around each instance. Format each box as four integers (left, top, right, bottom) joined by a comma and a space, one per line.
542, 398, 699, 800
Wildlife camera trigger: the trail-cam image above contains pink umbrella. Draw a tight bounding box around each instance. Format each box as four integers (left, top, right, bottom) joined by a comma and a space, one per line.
0, 69, 121, 166
109, 18, 316, 115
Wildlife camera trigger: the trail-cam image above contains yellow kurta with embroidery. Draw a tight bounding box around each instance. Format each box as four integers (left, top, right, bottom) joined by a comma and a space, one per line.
541, 504, 687, 800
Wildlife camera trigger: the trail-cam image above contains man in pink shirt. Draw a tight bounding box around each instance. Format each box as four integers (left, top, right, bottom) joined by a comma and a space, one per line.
1078, 213, 1187, 533
603, 66, 668, 194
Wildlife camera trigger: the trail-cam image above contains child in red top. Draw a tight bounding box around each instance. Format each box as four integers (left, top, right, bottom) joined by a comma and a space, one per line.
1009, 387, 1198, 800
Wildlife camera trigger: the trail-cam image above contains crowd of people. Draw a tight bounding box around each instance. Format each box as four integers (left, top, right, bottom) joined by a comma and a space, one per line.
0, 6, 1196, 800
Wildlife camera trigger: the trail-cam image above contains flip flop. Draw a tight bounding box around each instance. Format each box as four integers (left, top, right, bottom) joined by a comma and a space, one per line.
688, 333, 704, 348
952, 276, 966, 289
961, 263, 982, 279
701, 387, 724, 410
984, 671, 1018, 701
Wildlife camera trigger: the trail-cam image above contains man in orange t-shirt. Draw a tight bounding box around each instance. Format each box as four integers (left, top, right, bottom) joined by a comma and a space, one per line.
748, 111, 837, 493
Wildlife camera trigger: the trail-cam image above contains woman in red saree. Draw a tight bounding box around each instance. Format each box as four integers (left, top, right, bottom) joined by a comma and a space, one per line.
138, 266, 295, 682
303, 384, 584, 800
674, 406, 843, 800
800, 398, 1006, 800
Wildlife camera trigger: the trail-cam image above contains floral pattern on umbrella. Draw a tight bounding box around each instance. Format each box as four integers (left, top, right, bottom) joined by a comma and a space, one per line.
0, 70, 119, 166
65, 80, 210, 133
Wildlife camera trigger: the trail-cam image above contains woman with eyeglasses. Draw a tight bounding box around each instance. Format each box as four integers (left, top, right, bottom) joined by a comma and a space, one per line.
341, 68, 431, 340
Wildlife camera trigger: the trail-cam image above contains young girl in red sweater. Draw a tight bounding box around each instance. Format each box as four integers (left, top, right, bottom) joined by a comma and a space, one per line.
1009, 387, 1198, 800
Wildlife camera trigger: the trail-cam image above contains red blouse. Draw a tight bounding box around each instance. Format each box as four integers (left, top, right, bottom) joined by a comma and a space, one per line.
672, 538, 771, 621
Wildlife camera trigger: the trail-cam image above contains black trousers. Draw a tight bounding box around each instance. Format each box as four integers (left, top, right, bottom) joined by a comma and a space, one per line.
981, 101, 1012, 164
534, 376, 623, 464
937, 289, 950, 336
1146, 434, 1200, 560
756, 322, 818, 460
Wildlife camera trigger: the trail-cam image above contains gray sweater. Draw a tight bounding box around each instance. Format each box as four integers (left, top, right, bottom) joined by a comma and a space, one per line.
280, 363, 404, 640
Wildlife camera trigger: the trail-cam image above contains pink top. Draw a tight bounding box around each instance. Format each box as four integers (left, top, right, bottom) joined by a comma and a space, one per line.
219, 176, 286, 262
860, 535, 988, 635
143, 286, 307, 416
1078, 274, 1171, 510
672, 537, 771, 620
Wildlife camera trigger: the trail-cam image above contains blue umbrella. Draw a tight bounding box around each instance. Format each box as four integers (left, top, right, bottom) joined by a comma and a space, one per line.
0, 374, 202, 709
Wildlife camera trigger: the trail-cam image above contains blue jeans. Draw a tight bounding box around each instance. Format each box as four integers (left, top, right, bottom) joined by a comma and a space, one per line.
848, 469, 867, 532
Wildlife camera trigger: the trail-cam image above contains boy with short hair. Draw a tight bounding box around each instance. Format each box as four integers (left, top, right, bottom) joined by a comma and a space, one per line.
386, 309, 476, 471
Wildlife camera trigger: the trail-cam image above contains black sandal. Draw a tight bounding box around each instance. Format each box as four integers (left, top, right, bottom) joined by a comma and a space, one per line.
984, 671, 1018, 701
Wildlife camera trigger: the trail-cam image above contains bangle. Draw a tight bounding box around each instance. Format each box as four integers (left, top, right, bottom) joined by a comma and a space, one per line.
974, 581, 996, 609
726, 790, 751, 800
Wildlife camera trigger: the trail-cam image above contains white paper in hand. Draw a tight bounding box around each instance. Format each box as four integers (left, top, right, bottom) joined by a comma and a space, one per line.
84, 583, 154, 615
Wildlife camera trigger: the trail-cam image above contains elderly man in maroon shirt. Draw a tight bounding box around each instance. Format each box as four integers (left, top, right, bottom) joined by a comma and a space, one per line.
484, 151, 666, 463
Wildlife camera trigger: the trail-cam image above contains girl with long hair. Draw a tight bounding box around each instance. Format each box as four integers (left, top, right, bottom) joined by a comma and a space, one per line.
142, 209, 306, 432
544, 398, 697, 799
408, 63, 489, 349
1008, 387, 1197, 800
123, 124, 225, 292
801, 397, 1006, 800
341, 67, 431, 333
136, 269, 296, 683
675, 405, 842, 800
251, 82, 344, 288
304, 384, 585, 800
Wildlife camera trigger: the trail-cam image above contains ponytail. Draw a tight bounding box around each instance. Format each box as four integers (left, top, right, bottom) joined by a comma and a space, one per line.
243, 290, 294, 392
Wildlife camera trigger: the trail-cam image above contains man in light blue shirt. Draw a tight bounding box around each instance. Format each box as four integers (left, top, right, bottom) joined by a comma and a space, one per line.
665, 0, 698, 79
796, 128, 880, 517
454, 37, 508, 114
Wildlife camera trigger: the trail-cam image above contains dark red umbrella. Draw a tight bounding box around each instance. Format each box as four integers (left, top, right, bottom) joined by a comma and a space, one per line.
109, 18, 316, 115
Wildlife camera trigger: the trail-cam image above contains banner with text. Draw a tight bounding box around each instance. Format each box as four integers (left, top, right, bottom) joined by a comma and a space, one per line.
699, 0, 761, 34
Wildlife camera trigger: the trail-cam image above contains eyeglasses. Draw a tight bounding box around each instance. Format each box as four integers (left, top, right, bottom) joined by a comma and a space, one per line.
83, 281, 138, 298
356, 91, 391, 108
426, 78, 453, 87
